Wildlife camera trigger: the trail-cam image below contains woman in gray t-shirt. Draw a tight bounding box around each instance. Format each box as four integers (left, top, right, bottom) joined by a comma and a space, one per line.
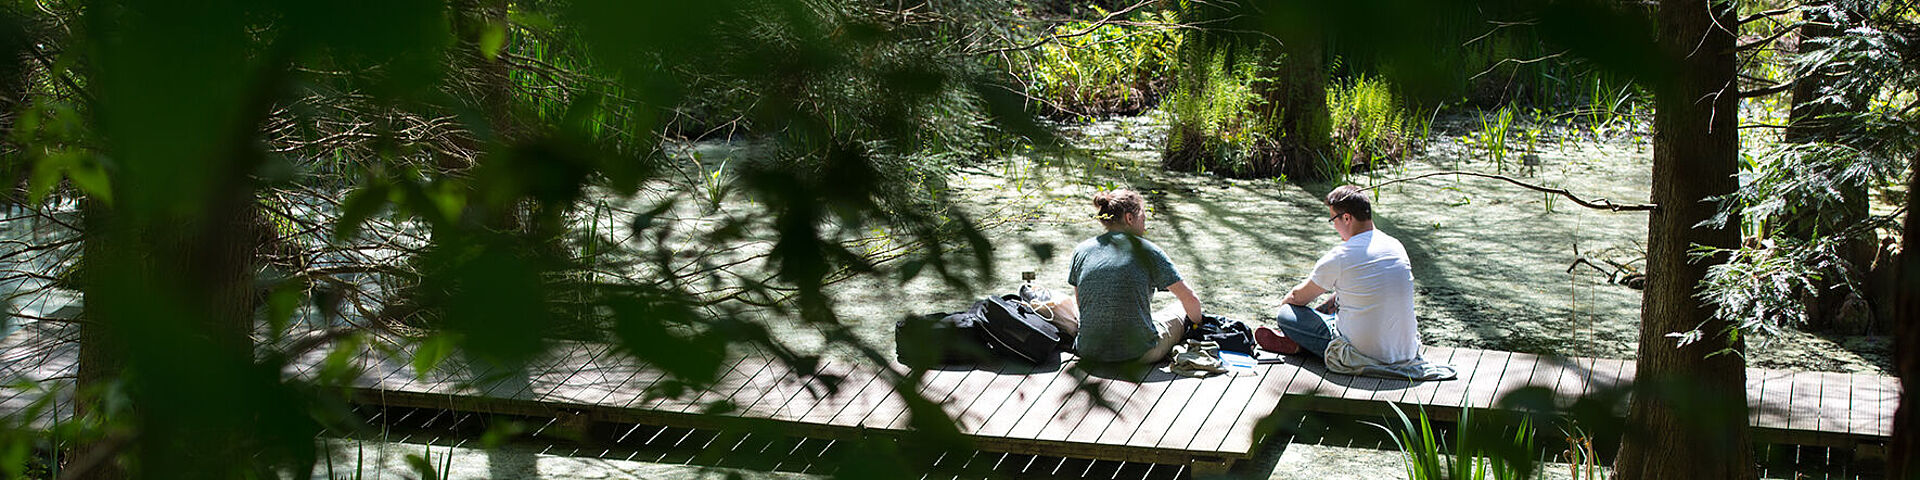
1067, 189, 1205, 363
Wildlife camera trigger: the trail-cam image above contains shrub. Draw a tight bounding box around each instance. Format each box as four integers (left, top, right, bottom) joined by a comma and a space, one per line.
1328, 75, 1412, 170
1160, 46, 1272, 176
1017, 7, 1182, 116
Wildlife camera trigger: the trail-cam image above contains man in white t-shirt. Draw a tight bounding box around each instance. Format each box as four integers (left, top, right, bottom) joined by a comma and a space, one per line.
1256, 185, 1422, 372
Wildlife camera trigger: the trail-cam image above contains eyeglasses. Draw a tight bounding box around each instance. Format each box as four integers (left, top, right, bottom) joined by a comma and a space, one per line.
1327, 212, 1346, 224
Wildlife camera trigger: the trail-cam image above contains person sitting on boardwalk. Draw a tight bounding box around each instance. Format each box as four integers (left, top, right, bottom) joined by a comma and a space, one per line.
1256, 185, 1454, 380
1069, 189, 1205, 364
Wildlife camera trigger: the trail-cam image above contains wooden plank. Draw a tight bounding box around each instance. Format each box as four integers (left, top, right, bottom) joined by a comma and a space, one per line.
765, 361, 850, 422
1065, 366, 1160, 444
1395, 346, 1459, 406
1155, 373, 1242, 449
604, 357, 676, 411
952, 364, 1056, 435
941, 367, 1019, 431
722, 358, 795, 416
535, 346, 630, 405
1428, 347, 1486, 408
1121, 374, 1206, 448
1178, 367, 1270, 453
1527, 354, 1570, 405
1744, 367, 1766, 426
1468, 350, 1517, 409
881, 367, 976, 430
1284, 358, 1336, 396
1035, 373, 1123, 442
1492, 353, 1541, 407
521, 344, 619, 403
577, 354, 649, 407
1845, 373, 1885, 437
1093, 368, 1182, 446
1590, 358, 1632, 415
1786, 371, 1823, 432
1753, 369, 1794, 430
1816, 372, 1851, 435
974, 362, 1080, 437
472, 345, 583, 400
630, 354, 750, 411
815, 363, 893, 426
1857, 375, 1898, 437
1216, 360, 1306, 454
663, 356, 775, 415
740, 360, 826, 420
1006, 363, 1096, 439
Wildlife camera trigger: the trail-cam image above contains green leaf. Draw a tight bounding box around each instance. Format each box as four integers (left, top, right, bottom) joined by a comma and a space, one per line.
411, 334, 457, 381
25, 154, 61, 205
265, 281, 303, 339
334, 183, 389, 241
65, 156, 112, 205
404, 453, 438, 480
479, 22, 507, 61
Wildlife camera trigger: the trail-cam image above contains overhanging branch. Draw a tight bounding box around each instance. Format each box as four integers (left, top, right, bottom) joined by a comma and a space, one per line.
1370, 171, 1657, 212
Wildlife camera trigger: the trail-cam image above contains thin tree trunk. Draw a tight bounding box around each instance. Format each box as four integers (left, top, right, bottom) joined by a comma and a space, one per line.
71, 202, 125, 480
1889, 161, 1919, 478
1785, 0, 1874, 332
1610, 0, 1757, 478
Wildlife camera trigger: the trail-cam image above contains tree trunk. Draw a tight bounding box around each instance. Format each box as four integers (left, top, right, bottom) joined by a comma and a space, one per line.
71, 202, 125, 480
1161, 2, 1329, 180
1889, 161, 1919, 478
1784, 0, 1874, 333
1610, 0, 1756, 478
1254, 34, 1331, 180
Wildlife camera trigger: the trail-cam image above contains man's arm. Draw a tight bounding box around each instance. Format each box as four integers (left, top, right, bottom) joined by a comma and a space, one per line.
1167, 280, 1203, 325
1280, 279, 1327, 307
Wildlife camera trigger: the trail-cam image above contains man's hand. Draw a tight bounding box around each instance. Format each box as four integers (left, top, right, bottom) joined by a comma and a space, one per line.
1283, 280, 1328, 307
1315, 296, 1339, 314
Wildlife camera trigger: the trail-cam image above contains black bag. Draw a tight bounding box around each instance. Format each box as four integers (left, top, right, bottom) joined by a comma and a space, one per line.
1183, 314, 1257, 356
894, 309, 995, 367
977, 295, 1063, 364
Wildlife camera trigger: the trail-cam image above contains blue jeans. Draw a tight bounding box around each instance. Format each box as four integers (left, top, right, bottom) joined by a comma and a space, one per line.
1273, 304, 1337, 357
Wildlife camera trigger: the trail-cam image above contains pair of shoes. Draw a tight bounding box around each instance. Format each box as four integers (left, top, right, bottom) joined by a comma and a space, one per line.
1254, 326, 1301, 355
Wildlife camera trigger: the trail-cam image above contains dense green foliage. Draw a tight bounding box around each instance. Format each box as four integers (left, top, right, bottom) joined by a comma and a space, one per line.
1015, 7, 1181, 117
1696, 0, 1919, 338
0, 0, 1057, 477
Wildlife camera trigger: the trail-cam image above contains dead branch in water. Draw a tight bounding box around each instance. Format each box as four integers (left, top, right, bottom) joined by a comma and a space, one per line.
1369, 170, 1658, 212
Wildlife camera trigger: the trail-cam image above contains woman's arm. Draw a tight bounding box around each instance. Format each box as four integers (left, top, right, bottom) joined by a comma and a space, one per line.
1167, 280, 1203, 325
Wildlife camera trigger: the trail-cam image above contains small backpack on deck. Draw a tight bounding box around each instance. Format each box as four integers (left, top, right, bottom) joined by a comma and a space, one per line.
977, 295, 1064, 364
1183, 314, 1258, 356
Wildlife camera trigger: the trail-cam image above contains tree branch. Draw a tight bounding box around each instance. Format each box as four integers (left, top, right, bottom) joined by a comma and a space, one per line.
1369, 171, 1657, 212
1739, 82, 1795, 98
1735, 22, 1806, 51
1738, 7, 1797, 25
967, 0, 1155, 56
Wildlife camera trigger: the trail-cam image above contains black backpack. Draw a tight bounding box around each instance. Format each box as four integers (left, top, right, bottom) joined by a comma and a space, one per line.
977, 295, 1063, 364
894, 309, 996, 367
1183, 314, 1257, 355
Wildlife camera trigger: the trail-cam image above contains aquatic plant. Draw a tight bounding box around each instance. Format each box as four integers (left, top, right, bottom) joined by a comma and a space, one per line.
1370, 403, 1539, 480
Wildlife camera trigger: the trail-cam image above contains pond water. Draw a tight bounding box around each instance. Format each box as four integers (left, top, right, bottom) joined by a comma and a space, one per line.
766, 113, 1894, 375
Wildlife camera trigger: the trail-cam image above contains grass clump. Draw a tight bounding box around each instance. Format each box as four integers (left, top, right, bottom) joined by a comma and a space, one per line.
1159, 46, 1270, 176
1328, 74, 1416, 173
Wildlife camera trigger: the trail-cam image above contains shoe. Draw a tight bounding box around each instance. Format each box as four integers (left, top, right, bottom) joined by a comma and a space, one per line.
1254, 326, 1301, 355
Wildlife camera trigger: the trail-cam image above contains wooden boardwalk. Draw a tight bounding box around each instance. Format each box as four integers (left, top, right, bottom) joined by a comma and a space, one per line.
0, 333, 1901, 474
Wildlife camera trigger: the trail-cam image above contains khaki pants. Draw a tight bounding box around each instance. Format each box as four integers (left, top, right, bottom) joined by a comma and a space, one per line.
1135, 306, 1189, 364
